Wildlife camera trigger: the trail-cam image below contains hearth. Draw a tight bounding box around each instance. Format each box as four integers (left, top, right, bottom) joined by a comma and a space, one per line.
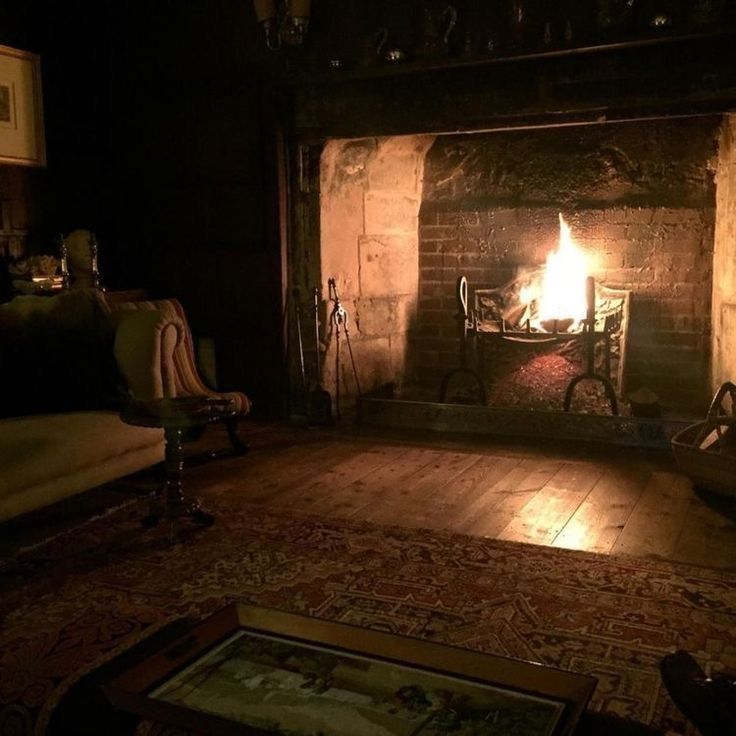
287, 33, 736, 440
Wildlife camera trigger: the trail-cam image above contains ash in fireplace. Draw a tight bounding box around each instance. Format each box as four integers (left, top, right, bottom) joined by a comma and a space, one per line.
467, 264, 629, 415
481, 342, 626, 415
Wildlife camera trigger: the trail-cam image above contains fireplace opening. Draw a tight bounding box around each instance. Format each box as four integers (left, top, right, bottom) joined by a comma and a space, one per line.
313, 114, 736, 428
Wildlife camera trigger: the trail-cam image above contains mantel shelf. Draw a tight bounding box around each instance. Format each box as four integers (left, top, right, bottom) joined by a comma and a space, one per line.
288, 28, 736, 87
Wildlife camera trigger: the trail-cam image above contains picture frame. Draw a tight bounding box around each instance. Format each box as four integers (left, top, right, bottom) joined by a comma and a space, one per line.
106, 604, 597, 736
0, 44, 45, 167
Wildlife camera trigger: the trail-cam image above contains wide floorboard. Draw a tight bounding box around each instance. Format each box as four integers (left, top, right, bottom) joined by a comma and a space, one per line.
181, 422, 736, 571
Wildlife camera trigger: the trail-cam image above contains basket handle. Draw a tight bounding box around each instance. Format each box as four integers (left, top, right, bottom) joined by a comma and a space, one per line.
696, 381, 736, 448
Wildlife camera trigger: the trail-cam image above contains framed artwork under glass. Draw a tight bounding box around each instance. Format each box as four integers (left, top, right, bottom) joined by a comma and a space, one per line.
107, 604, 597, 735
0, 44, 45, 167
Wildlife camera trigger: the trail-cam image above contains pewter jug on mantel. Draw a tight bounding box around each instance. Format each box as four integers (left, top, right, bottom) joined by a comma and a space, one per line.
363, 27, 388, 67
420, 4, 457, 57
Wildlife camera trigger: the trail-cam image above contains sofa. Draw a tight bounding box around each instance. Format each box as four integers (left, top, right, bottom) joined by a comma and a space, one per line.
0, 288, 249, 523
0, 411, 164, 522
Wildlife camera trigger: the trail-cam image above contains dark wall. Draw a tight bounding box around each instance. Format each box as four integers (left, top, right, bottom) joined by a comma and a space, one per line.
1, 1, 286, 414
0, 1, 117, 246
100, 2, 285, 413
0, 1, 35, 50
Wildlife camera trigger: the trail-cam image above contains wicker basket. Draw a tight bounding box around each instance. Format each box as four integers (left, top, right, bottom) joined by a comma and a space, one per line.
671, 382, 736, 497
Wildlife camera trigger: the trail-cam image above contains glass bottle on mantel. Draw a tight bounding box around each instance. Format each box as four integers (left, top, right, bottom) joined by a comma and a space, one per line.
508, 0, 544, 52
509, 0, 526, 50
635, 0, 680, 34
595, 0, 638, 41
543, 0, 595, 49
58, 235, 70, 290
542, 15, 575, 48
690, 0, 725, 28
89, 232, 102, 291
478, 1, 505, 55
419, 4, 458, 58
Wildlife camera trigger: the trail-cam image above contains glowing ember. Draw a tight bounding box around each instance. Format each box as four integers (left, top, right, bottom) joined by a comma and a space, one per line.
537, 214, 589, 330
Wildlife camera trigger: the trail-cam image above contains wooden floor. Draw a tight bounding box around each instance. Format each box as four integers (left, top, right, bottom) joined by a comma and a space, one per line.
182, 421, 736, 572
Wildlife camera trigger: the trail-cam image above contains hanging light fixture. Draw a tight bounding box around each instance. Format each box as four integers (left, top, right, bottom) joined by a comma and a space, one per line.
253, 0, 311, 50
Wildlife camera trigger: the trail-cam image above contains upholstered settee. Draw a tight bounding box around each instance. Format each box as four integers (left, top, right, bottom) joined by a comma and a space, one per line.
0, 289, 252, 522
0, 290, 177, 522
0, 411, 164, 522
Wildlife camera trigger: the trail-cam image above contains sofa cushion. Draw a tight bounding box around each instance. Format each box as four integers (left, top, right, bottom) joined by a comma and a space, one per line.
0, 411, 164, 521
0, 289, 124, 417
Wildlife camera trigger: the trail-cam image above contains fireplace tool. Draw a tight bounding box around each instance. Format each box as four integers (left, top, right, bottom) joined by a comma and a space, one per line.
328, 278, 362, 421
308, 287, 333, 426
439, 276, 488, 405
292, 288, 308, 400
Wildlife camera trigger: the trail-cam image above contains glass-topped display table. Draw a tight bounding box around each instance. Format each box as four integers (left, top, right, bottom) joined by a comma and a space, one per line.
107, 603, 597, 736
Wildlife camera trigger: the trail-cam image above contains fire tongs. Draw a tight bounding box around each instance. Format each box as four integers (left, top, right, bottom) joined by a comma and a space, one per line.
328, 278, 362, 420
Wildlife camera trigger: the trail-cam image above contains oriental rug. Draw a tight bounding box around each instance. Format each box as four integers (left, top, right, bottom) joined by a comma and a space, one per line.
1, 498, 735, 735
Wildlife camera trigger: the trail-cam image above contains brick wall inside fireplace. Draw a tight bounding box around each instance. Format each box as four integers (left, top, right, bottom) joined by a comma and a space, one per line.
414, 118, 719, 414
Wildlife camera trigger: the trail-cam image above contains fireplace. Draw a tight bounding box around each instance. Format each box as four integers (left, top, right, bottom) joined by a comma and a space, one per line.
288, 34, 736, 441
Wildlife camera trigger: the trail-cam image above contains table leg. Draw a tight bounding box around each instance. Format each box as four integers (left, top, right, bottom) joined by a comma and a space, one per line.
164, 426, 185, 508
141, 425, 215, 531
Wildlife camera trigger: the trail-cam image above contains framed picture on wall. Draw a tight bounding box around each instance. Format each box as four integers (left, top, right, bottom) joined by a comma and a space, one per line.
0, 45, 45, 167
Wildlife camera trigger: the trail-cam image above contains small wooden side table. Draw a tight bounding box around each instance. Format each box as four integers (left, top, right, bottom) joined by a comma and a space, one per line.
120, 396, 236, 533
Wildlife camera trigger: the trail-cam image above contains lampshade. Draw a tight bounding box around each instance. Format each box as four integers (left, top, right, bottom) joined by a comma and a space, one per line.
253, 0, 276, 23
290, 0, 311, 19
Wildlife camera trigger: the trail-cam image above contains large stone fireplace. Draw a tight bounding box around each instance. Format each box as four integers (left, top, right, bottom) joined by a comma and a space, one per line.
313, 115, 734, 419
288, 33, 736, 438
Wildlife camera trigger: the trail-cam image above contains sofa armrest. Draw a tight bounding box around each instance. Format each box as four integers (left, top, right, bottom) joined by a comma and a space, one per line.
112, 310, 183, 400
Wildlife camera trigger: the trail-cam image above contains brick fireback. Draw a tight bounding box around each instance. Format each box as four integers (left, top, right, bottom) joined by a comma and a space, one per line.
413, 117, 720, 413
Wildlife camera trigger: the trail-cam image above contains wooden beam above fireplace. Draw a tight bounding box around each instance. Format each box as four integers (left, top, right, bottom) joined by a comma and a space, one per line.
292, 31, 736, 141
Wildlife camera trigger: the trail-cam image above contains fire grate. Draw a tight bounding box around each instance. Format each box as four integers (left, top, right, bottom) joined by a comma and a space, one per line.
440, 272, 630, 415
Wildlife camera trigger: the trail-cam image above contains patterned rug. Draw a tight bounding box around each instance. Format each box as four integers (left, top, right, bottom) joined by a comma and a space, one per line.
1, 497, 736, 736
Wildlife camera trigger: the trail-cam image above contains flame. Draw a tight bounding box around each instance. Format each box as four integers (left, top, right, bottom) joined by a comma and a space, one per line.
519, 283, 536, 305
537, 214, 589, 328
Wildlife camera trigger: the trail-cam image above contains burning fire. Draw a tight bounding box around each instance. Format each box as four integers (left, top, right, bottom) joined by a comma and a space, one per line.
521, 214, 590, 331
